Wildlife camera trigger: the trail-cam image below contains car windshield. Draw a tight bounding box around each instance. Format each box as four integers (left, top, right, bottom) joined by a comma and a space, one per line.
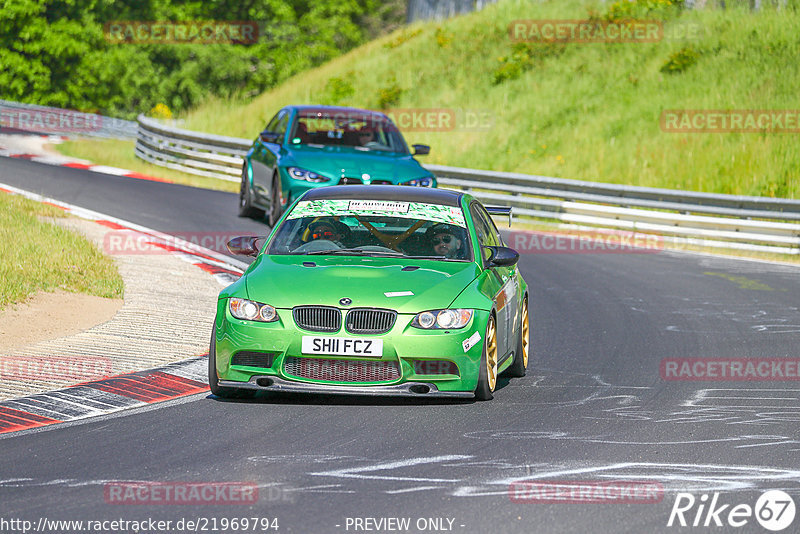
289, 109, 408, 154
267, 199, 472, 261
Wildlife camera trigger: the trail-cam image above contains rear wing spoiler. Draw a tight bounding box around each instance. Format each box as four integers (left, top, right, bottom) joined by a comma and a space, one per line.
485, 206, 512, 227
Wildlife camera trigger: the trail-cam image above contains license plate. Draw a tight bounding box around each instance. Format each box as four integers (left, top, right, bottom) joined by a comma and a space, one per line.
301, 336, 383, 357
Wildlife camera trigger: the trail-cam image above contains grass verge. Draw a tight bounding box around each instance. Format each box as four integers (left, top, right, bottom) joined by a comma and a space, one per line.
180, 0, 799, 198
0, 193, 124, 309
54, 138, 239, 193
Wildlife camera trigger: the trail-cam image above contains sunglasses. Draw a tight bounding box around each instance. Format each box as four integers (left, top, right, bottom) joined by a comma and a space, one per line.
433, 235, 454, 245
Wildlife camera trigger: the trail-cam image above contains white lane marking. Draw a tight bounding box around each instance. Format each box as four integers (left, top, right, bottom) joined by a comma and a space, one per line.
310, 455, 472, 482
85, 165, 130, 176
385, 486, 442, 494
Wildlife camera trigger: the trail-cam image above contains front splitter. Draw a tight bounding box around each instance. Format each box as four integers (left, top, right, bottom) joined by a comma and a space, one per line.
218, 376, 474, 398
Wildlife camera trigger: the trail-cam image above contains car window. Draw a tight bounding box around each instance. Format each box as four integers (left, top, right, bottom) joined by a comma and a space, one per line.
469, 203, 500, 266
264, 111, 283, 133
477, 204, 506, 246
267, 199, 472, 261
273, 112, 289, 143
290, 109, 409, 154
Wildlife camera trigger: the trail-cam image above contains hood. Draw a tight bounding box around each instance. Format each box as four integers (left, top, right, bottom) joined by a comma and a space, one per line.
243, 255, 480, 313
286, 146, 428, 183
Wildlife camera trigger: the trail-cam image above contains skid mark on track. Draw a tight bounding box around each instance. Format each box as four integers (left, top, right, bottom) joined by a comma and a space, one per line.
268, 454, 800, 498
464, 429, 800, 449
453, 462, 800, 497
8, 457, 798, 500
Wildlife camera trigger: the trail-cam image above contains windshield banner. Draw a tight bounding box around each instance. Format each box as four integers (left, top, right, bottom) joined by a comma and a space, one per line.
287, 200, 466, 227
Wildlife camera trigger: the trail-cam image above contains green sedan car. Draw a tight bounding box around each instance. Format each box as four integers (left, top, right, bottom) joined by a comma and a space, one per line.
211, 185, 529, 400
240, 105, 435, 227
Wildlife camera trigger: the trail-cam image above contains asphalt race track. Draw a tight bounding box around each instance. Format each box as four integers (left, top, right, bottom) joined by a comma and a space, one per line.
2, 157, 800, 533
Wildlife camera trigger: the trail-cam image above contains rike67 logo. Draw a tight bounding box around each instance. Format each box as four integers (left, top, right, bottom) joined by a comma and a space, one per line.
668, 490, 796, 531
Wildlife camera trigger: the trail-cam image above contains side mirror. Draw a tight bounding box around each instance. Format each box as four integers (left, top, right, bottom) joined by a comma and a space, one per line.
260, 131, 281, 144
485, 246, 519, 267
412, 144, 430, 156
226, 236, 265, 257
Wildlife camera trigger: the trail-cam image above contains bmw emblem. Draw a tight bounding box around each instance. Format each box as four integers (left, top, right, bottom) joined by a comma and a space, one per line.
339, 297, 352, 306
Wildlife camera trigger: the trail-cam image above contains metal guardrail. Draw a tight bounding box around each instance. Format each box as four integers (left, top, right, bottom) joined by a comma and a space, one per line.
135, 114, 249, 180
135, 115, 800, 255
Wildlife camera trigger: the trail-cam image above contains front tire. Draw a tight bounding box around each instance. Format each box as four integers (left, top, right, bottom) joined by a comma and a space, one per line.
474, 314, 498, 401
268, 174, 284, 227
506, 296, 529, 378
238, 165, 265, 219
208, 331, 254, 399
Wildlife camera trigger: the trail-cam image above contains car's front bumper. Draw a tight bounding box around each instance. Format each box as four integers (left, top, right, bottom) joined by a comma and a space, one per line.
218, 376, 473, 398
213, 303, 490, 395
278, 167, 437, 208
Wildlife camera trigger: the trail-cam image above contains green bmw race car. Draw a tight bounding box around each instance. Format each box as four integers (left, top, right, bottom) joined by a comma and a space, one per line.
211, 185, 529, 400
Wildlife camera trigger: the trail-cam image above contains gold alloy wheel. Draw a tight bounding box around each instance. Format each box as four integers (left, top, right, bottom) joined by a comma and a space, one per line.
522, 300, 530, 368
486, 316, 498, 391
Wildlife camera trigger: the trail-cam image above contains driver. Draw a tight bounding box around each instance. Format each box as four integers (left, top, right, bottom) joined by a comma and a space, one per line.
426, 223, 465, 259
305, 218, 347, 246
357, 127, 376, 146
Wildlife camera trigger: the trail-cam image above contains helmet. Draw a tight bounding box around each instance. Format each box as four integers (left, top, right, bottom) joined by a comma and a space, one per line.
302, 217, 350, 242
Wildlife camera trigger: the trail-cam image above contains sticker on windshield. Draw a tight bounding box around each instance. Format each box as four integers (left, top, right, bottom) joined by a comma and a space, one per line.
349, 200, 409, 213
288, 200, 466, 227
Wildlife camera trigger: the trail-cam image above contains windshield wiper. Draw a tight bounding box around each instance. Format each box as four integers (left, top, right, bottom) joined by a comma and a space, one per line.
304, 248, 405, 256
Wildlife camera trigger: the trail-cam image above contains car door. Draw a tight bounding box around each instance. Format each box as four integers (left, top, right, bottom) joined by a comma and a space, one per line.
251, 110, 289, 206
470, 203, 517, 361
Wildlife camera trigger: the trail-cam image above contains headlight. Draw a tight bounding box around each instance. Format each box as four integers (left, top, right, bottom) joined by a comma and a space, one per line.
229, 298, 278, 322
403, 176, 434, 187
411, 309, 473, 329
287, 167, 329, 183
